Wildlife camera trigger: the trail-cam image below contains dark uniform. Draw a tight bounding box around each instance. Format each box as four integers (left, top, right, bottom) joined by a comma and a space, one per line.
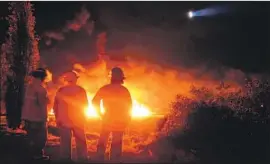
92, 67, 132, 162
21, 68, 49, 160
53, 71, 89, 162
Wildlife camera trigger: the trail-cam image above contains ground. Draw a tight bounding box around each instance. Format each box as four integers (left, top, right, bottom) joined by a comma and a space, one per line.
0, 115, 193, 163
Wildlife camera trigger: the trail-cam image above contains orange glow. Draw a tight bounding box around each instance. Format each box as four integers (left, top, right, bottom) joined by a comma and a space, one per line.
49, 94, 153, 119
85, 95, 152, 119
47, 57, 242, 121
49, 108, 54, 115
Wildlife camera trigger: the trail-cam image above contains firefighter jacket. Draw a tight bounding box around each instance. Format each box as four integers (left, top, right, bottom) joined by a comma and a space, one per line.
22, 79, 48, 122
92, 83, 132, 131
53, 84, 88, 128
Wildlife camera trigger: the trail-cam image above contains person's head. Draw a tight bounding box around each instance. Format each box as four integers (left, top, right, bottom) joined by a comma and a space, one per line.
30, 68, 47, 82
62, 71, 78, 85
110, 67, 125, 84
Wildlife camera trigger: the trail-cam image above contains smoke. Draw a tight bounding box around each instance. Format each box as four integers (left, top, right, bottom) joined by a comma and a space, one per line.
43, 31, 65, 41
96, 5, 249, 82
71, 57, 245, 114
65, 6, 91, 32
43, 6, 94, 46
40, 4, 256, 114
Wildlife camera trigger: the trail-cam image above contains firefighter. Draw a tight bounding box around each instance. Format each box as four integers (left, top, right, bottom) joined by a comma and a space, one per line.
53, 71, 89, 162
21, 68, 49, 160
92, 67, 132, 162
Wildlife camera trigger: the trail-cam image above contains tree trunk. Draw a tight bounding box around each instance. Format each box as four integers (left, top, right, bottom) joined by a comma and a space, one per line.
4, 2, 39, 129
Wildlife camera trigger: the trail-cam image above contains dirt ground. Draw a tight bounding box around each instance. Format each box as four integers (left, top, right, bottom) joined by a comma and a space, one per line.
0, 115, 161, 163
46, 116, 163, 162
0, 114, 196, 163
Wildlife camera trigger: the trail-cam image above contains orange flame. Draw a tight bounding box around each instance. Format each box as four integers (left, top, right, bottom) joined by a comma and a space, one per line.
85, 95, 152, 119
49, 95, 152, 119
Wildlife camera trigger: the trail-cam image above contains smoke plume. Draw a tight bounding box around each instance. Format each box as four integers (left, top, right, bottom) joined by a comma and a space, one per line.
43, 6, 94, 46
40, 4, 255, 114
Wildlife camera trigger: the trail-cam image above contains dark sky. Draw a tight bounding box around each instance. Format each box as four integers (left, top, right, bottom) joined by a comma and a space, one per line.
0, 2, 269, 75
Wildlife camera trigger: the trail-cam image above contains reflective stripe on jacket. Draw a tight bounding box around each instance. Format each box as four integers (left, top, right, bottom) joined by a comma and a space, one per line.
22, 79, 48, 122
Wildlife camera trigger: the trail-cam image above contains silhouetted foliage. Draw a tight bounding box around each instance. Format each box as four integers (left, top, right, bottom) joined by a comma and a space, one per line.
164, 78, 270, 164
1, 2, 40, 128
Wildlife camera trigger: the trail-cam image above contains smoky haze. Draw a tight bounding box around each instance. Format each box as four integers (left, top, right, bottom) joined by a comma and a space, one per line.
38, 3, 250, 114
37, 3, 250, 86
0, 2, 260, 113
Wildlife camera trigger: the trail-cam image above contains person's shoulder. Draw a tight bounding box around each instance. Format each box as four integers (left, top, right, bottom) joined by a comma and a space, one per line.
37, 84, 47, 94
104, 84, 129, 90
56, 86, 67, 94
57, 86, 65, 92
96, 84, 114, 93
76, 85, 87, 93
100, 84, 111, 90
120, 85, 130, 92
117, 85, 131, 95
104, 84, 112, 88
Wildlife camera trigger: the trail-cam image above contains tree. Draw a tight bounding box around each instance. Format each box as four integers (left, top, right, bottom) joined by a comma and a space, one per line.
0, 2, 18, 128
2, 2, 40, 129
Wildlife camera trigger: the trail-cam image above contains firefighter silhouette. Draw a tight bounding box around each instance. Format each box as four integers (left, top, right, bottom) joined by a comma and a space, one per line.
53, 71, 89, 162
92, 67, 132, 162
21, 68, 49, 160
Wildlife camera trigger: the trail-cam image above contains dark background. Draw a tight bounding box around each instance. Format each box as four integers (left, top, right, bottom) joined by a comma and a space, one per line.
0, 2, 269, 76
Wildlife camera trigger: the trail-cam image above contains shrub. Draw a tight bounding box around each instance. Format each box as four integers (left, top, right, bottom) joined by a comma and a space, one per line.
164, 79, 270, 164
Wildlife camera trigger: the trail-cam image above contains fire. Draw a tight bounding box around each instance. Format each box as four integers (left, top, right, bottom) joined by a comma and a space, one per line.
131, 100, 151, 117
85, 95, 152, 119
49, 94, 152, 119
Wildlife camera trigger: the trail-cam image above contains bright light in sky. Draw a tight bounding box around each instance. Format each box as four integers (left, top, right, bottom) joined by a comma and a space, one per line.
188, 11, 193, 18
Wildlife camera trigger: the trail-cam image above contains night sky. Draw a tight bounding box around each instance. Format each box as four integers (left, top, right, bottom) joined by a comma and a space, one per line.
0, 2, 269, 76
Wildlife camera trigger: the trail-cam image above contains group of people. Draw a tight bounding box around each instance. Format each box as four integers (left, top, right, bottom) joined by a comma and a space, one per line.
21, 67, 133, 163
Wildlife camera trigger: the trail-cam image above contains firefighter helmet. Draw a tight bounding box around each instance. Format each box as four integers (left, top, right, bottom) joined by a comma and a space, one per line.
30, 68, 47, 80
62, 71, 78, 82
111, 67, 125, 80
